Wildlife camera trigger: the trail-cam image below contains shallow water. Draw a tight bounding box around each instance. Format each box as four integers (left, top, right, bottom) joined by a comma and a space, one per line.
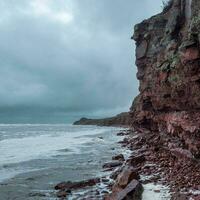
0, 124, 171, 200
0, 124, 125, 200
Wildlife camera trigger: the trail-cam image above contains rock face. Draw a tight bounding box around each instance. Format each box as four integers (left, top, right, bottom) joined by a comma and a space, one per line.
131, 0, 200, 158
73, 112, 130, 126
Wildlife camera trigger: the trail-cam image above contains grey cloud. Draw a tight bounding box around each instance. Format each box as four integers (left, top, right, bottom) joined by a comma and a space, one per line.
0, 0, 163, 113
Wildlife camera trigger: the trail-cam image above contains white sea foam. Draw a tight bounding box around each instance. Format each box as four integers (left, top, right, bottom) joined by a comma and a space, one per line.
0, 124, 119, 182
0, 126, 110, 165
142, 183, 171, 200
0, 167, 42, 182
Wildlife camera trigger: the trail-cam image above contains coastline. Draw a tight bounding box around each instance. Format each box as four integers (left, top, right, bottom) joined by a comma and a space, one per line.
54, 128, 132, 200
73, 112, 131, 127
55, 123, 200, 199
0, 124, 126, 200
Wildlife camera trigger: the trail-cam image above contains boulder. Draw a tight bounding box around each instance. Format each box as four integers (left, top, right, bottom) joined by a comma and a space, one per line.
116, 166, 139, 188
105, 179, 143, 200
55, 178, 100, 190
102, 161, 123, 169
112, 154, 125, 161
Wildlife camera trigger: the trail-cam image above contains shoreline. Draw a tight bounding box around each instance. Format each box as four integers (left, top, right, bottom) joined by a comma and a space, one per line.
109, 126, 200, 199
55, 126, 200, 199
0, 125, 125, 200
54, 128, 132, 199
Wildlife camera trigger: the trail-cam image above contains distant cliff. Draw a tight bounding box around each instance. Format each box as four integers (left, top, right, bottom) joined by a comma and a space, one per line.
131, 0, 200, 158
73, 112, 130, 127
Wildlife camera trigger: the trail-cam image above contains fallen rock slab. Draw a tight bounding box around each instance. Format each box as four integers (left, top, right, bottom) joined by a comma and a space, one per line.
105, 179, 143, 200
116, 166, 139, 188
103, 161, 123, 169
55, 178, 100, 190
112, 154, 125, 161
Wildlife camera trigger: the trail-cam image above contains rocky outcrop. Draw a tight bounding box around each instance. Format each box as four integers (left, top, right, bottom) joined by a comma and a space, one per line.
131, 0, 200, 158
73, 112, 130, 126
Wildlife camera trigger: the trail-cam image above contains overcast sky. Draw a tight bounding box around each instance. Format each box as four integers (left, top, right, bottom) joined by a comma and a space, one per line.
0, 0, 163, 113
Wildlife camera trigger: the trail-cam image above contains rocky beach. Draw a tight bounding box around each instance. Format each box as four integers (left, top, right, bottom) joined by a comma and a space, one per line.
54, 128, 172, 200
56, 125, 199, 199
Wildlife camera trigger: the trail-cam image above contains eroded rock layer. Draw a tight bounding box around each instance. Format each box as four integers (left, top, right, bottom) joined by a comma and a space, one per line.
131, 0, 200, 158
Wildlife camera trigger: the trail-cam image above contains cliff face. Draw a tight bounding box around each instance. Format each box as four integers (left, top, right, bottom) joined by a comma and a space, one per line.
131, 0, 200, 158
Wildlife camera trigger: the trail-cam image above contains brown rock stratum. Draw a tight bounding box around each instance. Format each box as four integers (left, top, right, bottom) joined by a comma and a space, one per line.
131, 0, 200, 159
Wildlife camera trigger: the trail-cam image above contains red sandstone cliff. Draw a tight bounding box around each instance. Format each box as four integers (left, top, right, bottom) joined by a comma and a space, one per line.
131, 0, 200, 159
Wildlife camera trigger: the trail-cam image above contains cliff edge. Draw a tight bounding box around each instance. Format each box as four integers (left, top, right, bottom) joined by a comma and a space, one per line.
131, 0, 200, 158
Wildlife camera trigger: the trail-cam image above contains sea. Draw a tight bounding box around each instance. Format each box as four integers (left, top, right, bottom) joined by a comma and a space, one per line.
0, 121, 127, 199
0, 112, 171, 200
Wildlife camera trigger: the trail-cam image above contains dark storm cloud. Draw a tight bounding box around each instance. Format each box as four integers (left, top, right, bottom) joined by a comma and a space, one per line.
0, 0, 163, 112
